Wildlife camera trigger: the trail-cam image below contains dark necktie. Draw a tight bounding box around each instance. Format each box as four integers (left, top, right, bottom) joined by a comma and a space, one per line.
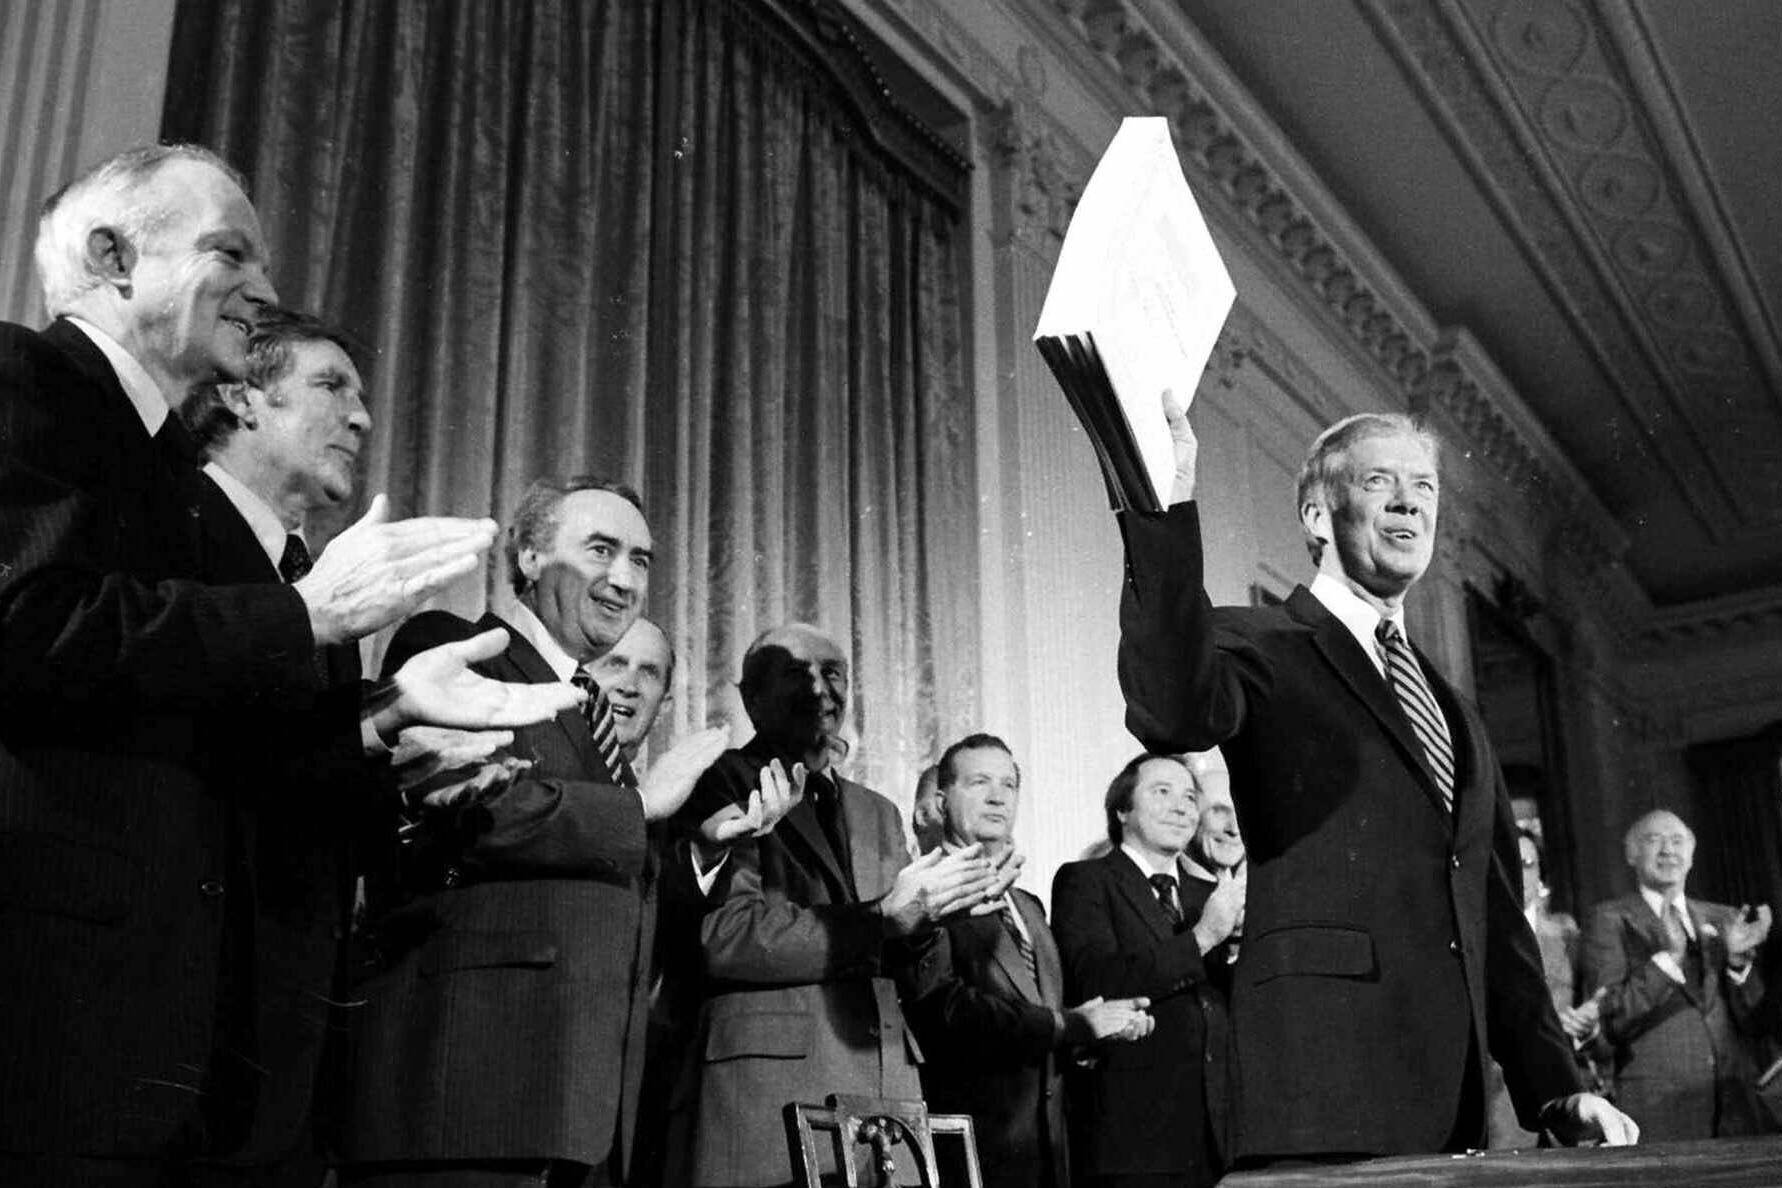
806, 771, 855, 891
570, 669, 637, 789
1150, 872, 1183, 930
1000, 897, 1039, 984
1376, 619, 1455, 812
278, 534, 312, 584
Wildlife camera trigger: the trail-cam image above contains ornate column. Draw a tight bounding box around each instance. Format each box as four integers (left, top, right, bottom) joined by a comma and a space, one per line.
977, 98, 1134, 886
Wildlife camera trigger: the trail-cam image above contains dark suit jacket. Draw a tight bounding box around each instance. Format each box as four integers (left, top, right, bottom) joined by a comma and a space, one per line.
906, 885, 1069, 1188
670, 742, 929, 1187
1583, 892, 1771, 1139
343, 610, 654, 1173
0, 319, 330, 1157
1116, 502, 1581, 1158
191, 471, 373, 1164
1052, 851, 1228, 1184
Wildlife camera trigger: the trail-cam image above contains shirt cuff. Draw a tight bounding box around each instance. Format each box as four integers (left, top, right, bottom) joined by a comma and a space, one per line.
360, 717, 391, 757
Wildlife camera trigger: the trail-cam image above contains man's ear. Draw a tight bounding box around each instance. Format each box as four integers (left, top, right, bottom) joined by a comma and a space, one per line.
218, 382, 261, 428
516, 546, 544, 588
1300, 499, 1330, 548
85, 227, 136, 293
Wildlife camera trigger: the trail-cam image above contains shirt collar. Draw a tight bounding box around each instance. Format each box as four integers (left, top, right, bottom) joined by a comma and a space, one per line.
508, 600, 580, 683
1120, 842, 1181, 880
65, 316, 169, 436
202, 461, 293, 570
1310, 571, 1405, 677
1181, 853, 1219, 883
1638, 885, 1694, 938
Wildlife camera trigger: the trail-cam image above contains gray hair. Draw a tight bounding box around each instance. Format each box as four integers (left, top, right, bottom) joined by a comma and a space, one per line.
34, 143, 245, 315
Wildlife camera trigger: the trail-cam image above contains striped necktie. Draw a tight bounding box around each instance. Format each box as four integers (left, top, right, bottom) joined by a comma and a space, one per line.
570, 668, 637, 789
1000, 896, 1039, 983
1149, 873, 1184, 930
1375, 618, 1455, 812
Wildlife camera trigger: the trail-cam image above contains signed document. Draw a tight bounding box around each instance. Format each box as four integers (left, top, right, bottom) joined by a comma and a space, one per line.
1034, 116, 1236, 512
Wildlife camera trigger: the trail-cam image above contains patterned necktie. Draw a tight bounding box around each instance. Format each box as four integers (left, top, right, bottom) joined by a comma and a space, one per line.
570, 668, 637, 789
1663, 901, 1703, 984
278, 534, 312, 584
1376, 618, 1455, 812
1000, 896, 1039, 983
1149, 872, 1183, 930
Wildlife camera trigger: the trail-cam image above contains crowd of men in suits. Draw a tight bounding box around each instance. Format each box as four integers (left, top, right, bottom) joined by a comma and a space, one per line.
1, 141, 1774, 1188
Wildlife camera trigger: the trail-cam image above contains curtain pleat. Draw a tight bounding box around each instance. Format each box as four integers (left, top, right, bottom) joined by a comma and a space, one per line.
164, 0, 978, 797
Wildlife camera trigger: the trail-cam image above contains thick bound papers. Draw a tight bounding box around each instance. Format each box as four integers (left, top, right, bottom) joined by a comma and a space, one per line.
1034, 116, 1236, 512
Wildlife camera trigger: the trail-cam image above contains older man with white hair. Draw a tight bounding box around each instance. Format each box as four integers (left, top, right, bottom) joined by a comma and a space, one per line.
1584, 809, 1774, 1140
0, 143, 574, 1185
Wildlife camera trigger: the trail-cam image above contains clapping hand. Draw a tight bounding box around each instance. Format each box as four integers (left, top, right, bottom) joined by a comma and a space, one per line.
1192, 865, 1246, 954
965, 846, 1027, 917
369, 629, 585, 743
877, 845, 1005, 936
700, 759, 806, 845
297, 495, 497, 646
390, 725, 532, 811
1725, 904, 1773, 968
1064, 996, 1155, 1045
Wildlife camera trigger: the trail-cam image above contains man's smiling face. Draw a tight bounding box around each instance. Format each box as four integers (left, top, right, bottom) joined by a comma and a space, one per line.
1314, 430, 1439, 601
520, 489, 652, 665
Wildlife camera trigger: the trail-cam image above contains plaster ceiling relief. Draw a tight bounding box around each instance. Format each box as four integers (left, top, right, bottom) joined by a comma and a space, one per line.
1169, 0, 1782, 613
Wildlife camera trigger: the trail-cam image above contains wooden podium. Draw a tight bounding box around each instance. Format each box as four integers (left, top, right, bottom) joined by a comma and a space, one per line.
1220, 1137, 1782, 1186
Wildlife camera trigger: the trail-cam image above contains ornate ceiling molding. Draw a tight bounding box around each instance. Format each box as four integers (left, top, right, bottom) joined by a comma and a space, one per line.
1633, 585, 1782, 653
1360, 0, 1782, 541
1037, 0, 1646, 618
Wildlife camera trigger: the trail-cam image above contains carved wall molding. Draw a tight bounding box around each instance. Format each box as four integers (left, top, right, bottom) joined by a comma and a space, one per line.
983, 98, 1089, 247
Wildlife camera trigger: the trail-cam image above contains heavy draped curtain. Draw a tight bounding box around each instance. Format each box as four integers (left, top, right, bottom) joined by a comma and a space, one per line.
163, 0, 979, 793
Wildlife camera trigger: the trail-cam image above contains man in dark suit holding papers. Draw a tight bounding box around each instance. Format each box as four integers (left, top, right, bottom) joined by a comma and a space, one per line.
1112, 399, 1638, 1162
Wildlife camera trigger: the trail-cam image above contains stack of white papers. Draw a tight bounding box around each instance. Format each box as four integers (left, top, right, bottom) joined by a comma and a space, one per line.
1034, 116, 1236, 512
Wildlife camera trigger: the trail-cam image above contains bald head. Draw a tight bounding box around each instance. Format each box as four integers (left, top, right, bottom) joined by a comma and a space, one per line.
739, 622, 849, 767
1624, 809, 1694, 897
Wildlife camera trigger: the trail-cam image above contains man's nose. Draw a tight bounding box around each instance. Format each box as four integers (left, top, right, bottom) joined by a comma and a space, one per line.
346, 395, 371, 435
244, 267, 277, 310
605, 555, 641, 591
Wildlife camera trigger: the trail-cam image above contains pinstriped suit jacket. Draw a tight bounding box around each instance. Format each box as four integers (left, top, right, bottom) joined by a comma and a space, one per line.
0, 319, 327, 1156
344, 610, 654, 1173
1584, 892, 1770, 1139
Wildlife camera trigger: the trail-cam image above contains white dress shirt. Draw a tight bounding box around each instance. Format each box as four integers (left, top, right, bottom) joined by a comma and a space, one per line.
1309, 571, 1406, 680
66, 316, 169, 434
203, 460, 295, 570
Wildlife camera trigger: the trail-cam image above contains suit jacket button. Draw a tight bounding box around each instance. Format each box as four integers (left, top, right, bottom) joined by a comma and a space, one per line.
1449, 940, 1461, 955
199, 879, 225, 897
1450, 854, 1461, 869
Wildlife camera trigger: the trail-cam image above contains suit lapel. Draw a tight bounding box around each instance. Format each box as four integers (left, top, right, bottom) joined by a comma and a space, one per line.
1020, 889, 1064, 1008
1108, 851, 1177, 943
481, 612, 602, 774
781, 796, 855, 902
1290, 587, 1453, 825
45, 319, 205, 569
1626, 895, 1703, 1006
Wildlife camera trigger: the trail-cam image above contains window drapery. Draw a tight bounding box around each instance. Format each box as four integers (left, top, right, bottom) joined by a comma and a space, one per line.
163, 0, 980, 792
